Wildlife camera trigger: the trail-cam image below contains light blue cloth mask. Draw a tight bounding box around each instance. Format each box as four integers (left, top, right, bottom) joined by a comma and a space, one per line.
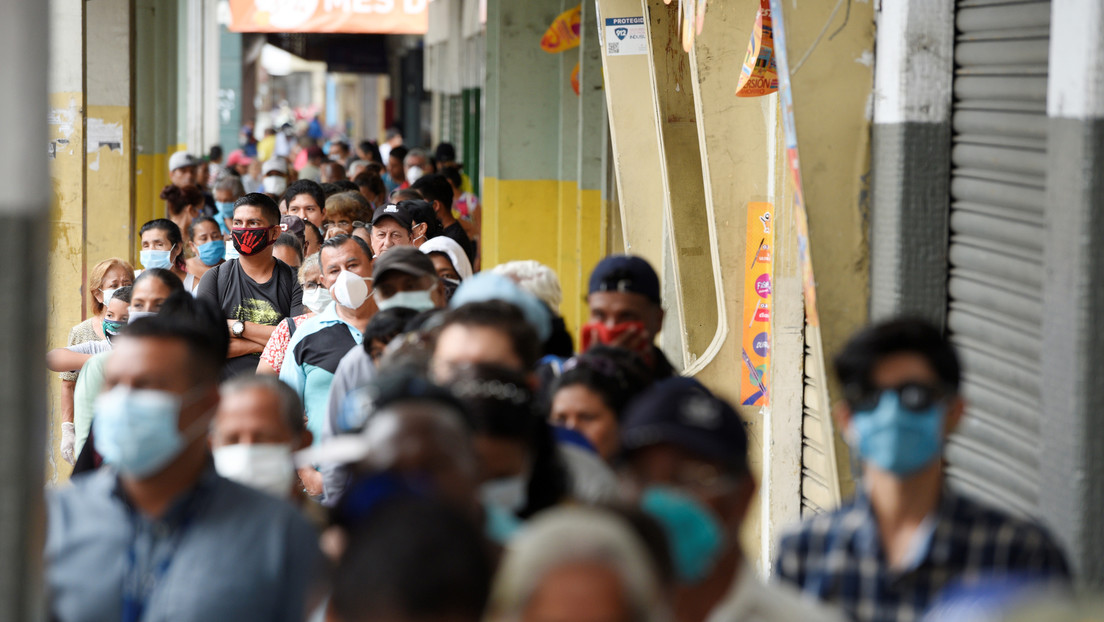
850, 390, 945, 476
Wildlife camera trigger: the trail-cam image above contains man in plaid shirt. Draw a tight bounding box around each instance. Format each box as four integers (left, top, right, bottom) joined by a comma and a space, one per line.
774, 319, 1070, 622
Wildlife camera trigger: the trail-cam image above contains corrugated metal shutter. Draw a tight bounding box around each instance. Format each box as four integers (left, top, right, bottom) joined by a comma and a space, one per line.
944, 0, 1050, 518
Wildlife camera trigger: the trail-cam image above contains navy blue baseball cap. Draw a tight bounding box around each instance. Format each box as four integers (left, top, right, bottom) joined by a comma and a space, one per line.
588, 255, 661, 304
620, 377, 748, 471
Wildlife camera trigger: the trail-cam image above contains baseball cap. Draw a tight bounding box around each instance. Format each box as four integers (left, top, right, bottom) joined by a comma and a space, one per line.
449, 272, 553, 343
372, 246, 437, 282
371, 203, 414, 232
280, 215, 306, 248
262, 158, 288, 176
168, 151, 201, 172
226, 149, 253, 167
620, 377, 748, 472
588, 255, 661, 304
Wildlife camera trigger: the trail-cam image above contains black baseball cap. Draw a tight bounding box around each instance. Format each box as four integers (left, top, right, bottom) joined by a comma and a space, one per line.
371, 203, 414, 232
588, 255, 661, 304
371, 246, 436, 282
620, 377, 748, 473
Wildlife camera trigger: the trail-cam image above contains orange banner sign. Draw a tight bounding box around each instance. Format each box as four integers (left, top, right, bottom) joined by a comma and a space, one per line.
740, 202, 773, 407
735, 0, 778, 97
228, 0, 428, 35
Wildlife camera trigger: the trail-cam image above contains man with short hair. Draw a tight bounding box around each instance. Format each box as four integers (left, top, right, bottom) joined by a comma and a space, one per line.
411, 173, 475, 264
261, 157, 289, 198
321, 160, 346, 184
168, 150, 200, 188
197, 193, 303, 379
211, 375, 313, 500
774, 318, 1070, 622
299, 146, 324, 182
620, 377, 845, 622
45, 293, 322, 621
403, 148, 429, 185
584, 255, 676, 380
285, 179, 327, 230
369, 202, 415, 257
280, 234, 377, 455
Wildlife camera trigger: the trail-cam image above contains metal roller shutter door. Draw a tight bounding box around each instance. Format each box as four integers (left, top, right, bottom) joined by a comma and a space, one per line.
945, 0, 1049, 519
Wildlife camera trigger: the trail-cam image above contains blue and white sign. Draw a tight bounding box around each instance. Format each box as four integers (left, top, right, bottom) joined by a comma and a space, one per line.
604, 16, 647, 56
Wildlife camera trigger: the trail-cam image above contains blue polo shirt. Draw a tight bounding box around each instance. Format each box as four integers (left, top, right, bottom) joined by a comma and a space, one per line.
279, 303, 363, 443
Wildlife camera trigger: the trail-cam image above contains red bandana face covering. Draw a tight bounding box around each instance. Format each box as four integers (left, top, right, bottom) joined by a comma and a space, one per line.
231, 227, 273, 256
580, 320, 648, 354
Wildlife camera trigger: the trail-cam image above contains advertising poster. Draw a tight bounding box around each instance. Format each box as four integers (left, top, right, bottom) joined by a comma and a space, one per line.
228, 0, 428, 35
740, 202, 773, 406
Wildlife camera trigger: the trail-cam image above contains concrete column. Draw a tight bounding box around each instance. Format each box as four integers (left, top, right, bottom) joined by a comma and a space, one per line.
868, 0, 954, 324
218, 25, 243, 151
483, 0, 561, 270
1040, 0, 1104, 588
0, 0, 49, 618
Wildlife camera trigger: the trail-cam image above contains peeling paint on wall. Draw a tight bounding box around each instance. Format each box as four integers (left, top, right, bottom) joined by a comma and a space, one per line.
86, 118, 124, 154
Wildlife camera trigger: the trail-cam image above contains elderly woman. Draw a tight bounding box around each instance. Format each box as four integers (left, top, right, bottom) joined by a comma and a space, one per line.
485, 506, 671, 622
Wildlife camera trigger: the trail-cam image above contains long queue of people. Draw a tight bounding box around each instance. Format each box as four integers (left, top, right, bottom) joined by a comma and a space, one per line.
43, 151, 1077, 621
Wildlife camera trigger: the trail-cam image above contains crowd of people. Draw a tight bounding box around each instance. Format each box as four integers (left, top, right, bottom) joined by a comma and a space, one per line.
43, 127, 1078, 621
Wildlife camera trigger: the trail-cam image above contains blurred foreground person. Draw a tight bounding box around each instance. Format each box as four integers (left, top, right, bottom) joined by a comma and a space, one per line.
330, 498, 492, 622
485, 506, 671, 622
621, 378, 843, 622
211, 375, 313, 499
46, 293, 323, 621
775, 318, 1069, 622
585, 255, 676, 380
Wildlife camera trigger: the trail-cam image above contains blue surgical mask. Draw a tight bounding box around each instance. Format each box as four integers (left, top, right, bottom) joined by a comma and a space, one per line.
215, 200, 235, 220
850, 390, 945, 476
375, 287, 436, 313
641, 486, 727, 584
140, 245, 174, 270
92, 385, 211, 478
196, 239, 225, 266
480, 474, 527, 514
224, 239, 240, 261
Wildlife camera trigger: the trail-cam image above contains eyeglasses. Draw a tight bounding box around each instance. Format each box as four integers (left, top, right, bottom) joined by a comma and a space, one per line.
848, 382, 946, 414
302, 281, 325, 292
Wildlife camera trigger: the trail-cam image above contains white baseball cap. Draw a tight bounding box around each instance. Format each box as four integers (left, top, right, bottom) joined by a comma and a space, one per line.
262, 158, 289, 176
168, 150, 201, 172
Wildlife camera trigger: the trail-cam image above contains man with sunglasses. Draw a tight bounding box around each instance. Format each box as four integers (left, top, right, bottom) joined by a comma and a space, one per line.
774, 318, 1069, 622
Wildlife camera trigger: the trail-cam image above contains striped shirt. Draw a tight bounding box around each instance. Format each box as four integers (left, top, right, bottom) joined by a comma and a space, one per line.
774, 487, 1070, 622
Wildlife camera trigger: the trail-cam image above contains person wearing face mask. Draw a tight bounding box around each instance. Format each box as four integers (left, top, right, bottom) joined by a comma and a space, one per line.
774, 319, 1070, 622
371, 246, 447, 314
369, 202, 415, 257
196, 193, 303, 380
213, 174, 245, 235
584, 254, 676, 381
72, 270, 186, 465
56, 258, 134, 464
619, 377, 846, 622
183, 217, 225, 294
210, 375, 313, 500
420, 235, 472, 303
46, 286, 132, 374
396, 198, 442, 248
261, 157, 290, 199
139, 219, 188, 282
257, 254, 326, 377
411, 173, 476, 265
279, 235, 376, 496
45, 292, 324, 622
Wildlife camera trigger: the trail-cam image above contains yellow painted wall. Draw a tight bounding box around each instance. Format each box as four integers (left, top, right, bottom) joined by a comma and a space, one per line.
86, 105, 136, 266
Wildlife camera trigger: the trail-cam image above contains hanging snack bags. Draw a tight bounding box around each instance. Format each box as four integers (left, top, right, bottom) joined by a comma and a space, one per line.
735, 0, 779, 97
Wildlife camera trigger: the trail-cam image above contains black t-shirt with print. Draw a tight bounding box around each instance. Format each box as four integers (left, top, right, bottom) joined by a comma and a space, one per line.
196, 257, 303, 378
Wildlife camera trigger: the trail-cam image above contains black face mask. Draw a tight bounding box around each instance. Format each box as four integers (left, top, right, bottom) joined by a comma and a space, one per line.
231, 226, 273, 256
442, 278, 461, 302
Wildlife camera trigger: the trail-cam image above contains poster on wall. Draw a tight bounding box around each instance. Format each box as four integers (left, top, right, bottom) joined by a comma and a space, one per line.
228, 0, 429, 35
740, 201, 773, 406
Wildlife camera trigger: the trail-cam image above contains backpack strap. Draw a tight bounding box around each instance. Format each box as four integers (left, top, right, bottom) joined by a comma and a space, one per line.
284, 316, 297, 339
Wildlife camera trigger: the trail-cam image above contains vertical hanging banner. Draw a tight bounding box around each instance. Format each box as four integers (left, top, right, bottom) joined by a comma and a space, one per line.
541, 5, 582, 53
741, 202, 774, 406
769, 0, 819, 326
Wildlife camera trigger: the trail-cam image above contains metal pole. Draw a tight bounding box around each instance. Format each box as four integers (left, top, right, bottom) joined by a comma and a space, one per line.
0, 0, 49, 619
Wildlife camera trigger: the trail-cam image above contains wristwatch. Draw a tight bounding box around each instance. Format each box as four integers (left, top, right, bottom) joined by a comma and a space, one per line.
231, 320, 245, 338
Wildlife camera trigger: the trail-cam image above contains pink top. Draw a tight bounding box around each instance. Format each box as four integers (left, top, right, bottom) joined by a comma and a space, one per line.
260, 312, 315, 374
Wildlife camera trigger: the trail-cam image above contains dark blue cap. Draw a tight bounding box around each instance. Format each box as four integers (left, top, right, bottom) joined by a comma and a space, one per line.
620, 377, 748, 470
588, 255, 661, 304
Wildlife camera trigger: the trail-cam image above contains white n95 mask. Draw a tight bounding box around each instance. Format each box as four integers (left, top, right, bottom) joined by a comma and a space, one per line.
213, 443, 296, 498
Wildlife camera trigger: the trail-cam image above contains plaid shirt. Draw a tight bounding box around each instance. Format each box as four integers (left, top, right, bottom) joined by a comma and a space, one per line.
773, 487, 1070, 622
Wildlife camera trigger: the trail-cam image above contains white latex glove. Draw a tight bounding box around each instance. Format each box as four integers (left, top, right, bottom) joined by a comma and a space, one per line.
61, 422, 76, 465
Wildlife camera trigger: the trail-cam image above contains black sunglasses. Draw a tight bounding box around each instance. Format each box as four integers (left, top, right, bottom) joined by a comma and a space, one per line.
848, 382, 946, 414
